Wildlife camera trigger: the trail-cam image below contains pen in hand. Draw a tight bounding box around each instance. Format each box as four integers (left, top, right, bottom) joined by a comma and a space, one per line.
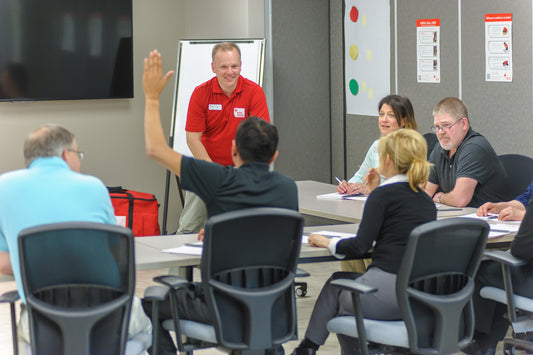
335, 176, 349, 194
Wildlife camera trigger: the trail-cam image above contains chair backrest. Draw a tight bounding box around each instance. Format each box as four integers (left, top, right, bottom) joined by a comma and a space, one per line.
396, 217, 489, 354
423, 133, 438, 160
499, 154, 533, 201
200, 207, 303, 351
18, 222, 135, 355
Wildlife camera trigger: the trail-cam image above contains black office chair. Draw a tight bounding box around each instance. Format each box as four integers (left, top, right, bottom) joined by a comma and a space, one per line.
15, 222, 149, 355
499, 154, 533, 201
423, 132, 438, 159
145, 207, 304, 354
480, 250, 533, 354
326, 218, 489, 355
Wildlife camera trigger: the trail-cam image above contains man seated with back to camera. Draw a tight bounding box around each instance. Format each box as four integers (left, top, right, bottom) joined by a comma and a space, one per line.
141, 50, 298, 354
0, 124, 151, 349
425, 97, 507, 208
476, 179, 533, 221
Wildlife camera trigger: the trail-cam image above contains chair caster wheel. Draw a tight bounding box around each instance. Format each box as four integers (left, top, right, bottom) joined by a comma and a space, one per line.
504, 343, 515, 355
295, 286, 307, 297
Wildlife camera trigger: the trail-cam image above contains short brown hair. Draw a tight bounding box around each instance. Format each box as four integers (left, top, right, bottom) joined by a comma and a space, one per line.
212, 42, 241, 62
432, 97, 468, 121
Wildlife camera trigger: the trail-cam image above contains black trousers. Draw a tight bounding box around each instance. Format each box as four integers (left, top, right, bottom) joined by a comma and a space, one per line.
142, 283, 212, 354
473, 260, 533, 348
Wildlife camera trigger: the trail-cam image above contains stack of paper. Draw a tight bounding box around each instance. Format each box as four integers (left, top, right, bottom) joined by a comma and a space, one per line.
316, 192, 366, 201
302, 230, 356, 244
488, 223, 520, 238
163, 242, 203, 255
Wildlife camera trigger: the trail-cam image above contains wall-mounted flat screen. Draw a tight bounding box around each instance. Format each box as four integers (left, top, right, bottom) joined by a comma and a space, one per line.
0, 0, 133, 102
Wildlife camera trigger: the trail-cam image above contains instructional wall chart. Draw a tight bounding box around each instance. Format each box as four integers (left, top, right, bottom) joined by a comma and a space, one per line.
344, 0, 390, 116
416, 19, 440, 83
485, 13, 512, 82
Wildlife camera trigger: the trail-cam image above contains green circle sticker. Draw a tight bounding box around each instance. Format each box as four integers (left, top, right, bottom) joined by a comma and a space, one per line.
349, 79, 359, 95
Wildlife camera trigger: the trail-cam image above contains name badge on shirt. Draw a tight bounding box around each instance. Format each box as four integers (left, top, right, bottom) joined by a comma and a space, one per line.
209, 104, 222, 111
234, 108, 245, 118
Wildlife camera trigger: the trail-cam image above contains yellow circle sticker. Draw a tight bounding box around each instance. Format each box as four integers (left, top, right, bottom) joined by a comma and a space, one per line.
349, 44, 359, 61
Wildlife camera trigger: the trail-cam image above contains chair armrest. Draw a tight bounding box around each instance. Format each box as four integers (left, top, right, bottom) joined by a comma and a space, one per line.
296, 268, 310, 278
0, 290, 20, 304
331, 278, 377, 294
143, 285, 169, 302
153, 275, 190, 289
484, 250, 527, 267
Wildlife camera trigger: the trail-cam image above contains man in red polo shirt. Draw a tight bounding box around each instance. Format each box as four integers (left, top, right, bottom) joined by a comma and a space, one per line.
178, 42, 270, 233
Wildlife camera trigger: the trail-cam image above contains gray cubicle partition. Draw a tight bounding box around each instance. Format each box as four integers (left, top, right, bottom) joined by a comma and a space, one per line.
397, 0, 533, 157
396, 0, 460, 131
269, 0, 533, 185
333, 0, 533, 181
270, 0, 331, 182
460, 1, 532, 156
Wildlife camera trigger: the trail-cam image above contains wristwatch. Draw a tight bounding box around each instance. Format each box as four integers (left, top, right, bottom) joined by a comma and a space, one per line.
437, 194, 442, 204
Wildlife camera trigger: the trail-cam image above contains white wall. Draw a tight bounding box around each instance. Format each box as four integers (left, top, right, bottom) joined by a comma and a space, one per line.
0, 0, 264, 234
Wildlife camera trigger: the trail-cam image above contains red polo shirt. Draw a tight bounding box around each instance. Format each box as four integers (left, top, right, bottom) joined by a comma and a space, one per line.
185, 76, 270, 166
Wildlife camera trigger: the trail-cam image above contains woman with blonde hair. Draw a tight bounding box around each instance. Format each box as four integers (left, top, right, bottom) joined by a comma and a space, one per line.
291, 129, 437, 355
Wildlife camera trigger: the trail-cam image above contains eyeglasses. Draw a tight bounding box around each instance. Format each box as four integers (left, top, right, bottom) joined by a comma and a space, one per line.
67, 149, 84, 160
431, 118, 464, 133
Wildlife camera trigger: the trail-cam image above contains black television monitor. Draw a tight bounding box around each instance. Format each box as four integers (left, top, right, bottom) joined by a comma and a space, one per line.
0, 0, 133, 102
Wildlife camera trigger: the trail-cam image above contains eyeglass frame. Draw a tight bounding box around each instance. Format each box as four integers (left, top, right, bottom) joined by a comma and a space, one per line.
431, 117, 465, 133
66, 149, 84, 160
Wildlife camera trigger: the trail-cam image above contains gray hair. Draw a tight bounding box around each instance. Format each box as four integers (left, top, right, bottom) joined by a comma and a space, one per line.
23, 124, 75, 167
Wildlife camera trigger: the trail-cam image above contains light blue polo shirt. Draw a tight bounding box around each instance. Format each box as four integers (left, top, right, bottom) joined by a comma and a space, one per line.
348, 139, 385, 184
0, 157, 117, 302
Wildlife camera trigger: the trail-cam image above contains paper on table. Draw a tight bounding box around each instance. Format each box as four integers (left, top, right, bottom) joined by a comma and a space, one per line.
303, 230, 356, 244
459, 213, 521, 224
489, 223, 520, 233
488, 231, 506, 239
342, 195, 368, 201
316, 192, 361, 200
163, 242, 203, 255
486, 222, 520, 239
458, 212, 498, 220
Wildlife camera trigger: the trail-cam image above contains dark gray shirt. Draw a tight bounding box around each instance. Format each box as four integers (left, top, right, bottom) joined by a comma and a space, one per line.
428, 128, 507, 207
181, 156, 298, 217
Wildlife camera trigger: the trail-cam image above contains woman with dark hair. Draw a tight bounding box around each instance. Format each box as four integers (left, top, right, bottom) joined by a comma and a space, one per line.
337, 95, 417, 196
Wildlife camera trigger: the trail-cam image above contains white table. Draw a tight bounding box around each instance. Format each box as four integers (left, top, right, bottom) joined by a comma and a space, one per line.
296, 180, 479, 223
134, 224, 359, 272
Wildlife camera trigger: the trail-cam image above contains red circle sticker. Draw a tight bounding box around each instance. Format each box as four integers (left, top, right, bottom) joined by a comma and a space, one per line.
350, 6, 359, 23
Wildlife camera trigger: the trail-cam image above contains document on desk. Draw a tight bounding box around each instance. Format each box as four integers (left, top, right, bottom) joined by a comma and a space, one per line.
316, 192, 367, 201
488, 223, 520, 238
458, 213, 521, 224
302, 230, 356, 244
163, 241, 203, 255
